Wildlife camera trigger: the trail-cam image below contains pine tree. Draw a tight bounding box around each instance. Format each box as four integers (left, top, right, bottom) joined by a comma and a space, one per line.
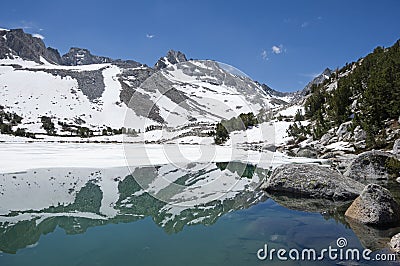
214, 123, 229, 144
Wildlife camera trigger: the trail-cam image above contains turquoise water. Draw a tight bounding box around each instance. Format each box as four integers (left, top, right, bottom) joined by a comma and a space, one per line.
0, 164, 399, 265
1, 199, 396, 266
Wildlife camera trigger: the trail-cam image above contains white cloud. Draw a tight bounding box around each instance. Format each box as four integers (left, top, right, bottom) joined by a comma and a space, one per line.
301, 22, 309, 28
261, 50, 268, 60
299, 72, 320, 78
146, 34, 155, 39
32, 33, 44, 40
271, 45, 283, 54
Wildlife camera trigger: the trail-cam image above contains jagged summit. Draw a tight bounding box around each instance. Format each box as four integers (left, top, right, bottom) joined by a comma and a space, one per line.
301, 67, 332, 95
0, 28, 61, 64
0, 28, 143, 68
154, 49, 187, 70
61, 47, 113, 66
61, 47, 143, 68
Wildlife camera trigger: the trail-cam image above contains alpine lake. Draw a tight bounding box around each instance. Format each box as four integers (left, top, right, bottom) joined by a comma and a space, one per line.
1, 161, 399, 266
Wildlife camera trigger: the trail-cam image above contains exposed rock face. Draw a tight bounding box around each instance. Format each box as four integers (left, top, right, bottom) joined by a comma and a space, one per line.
345, 184, 400, 227
301, 68, 332, 96
336, 121, 352, 141
353, 126, 366, 142
344, 150, 396, 181
61, 47, 112, 66
389, 233, 400, 253
61, 47, 143, 68
16, 67, 107, 101
0, 28, 144, 69
320, 132, 333, 145
394, 139, 400, 157
259, 82, 290, 98
262, 164, 364, 201
0, 28, 61, 64
154, 50, 187, 70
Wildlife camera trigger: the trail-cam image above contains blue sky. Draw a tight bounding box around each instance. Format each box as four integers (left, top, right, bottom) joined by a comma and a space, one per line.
1, 0, 399, 92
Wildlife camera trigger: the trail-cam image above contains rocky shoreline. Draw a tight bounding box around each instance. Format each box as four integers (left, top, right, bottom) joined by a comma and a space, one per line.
263, 138, 400, 253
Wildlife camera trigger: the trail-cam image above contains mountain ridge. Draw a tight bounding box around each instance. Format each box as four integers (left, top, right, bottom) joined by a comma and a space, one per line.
0, 28, 291, 142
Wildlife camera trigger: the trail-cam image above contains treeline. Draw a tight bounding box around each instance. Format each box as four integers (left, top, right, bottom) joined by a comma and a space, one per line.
300, 39, 400, 148
58, 119, 140, 138
213, 112, 258, 144
0, 106, 35, 138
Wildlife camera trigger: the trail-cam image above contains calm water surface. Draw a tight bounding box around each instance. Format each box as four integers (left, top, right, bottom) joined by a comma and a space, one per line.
0, 163, 398, 265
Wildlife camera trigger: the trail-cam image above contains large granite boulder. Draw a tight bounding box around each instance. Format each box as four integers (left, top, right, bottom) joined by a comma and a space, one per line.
295, 147, 318, 158
262, 164, 364, 201
345, 184, 400, 227
344, 150, 397, 181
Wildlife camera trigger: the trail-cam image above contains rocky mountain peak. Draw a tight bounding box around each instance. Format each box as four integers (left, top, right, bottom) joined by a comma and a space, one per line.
154, 49, 187, 70
61, 47, 113, 66
60, 47, 143, 68
322, 67, 332, 77
301, 67, 332, 95
0, 28, 61, 64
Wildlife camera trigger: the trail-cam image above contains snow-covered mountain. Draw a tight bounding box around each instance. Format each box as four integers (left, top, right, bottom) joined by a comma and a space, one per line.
0, 28, 292, 141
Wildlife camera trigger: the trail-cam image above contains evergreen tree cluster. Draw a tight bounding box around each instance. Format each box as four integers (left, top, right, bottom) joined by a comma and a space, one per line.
303, 39, 400, 148
214, 112, 258, 145
0, 106, 35, 138
286, 122, 309, 142
41, 116, 56, 135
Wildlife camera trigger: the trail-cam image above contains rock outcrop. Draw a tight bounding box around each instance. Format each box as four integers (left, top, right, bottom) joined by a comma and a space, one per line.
394, 139, 400, 157
61, 47, 113, 66
345, 184, 400, 227
0, 28, 61, 64
61, 47, 142, 68
294, 147, 318, 158
0, 29, 143, 69
154, 50, 187, 70
262, 164, 364, 201
344, 150, 397, 181
390, 233, 400, 253
301, 68, 332, 96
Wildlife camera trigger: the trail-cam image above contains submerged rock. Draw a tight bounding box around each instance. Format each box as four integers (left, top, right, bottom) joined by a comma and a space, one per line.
345, 184, 400, 227
262, 164, 364, 201
346, 217, 400, 251
267, 192, 351, 214
344, 150, 396, 181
